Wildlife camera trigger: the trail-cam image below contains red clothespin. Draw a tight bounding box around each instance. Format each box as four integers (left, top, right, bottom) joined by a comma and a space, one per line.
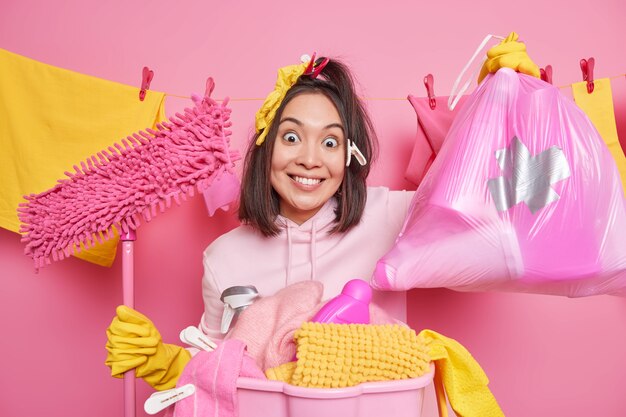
580, 58, 595, 94
303, 52, 329, 79
424, 74, 436, 110
540, 65, 553, 84
139, 66, 154, 101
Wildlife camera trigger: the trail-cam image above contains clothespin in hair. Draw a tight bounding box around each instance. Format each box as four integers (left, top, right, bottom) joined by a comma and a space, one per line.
303, 52, 330, 79
540, 65, 553, 84
580, 58, 595, 94
139, 66, 154, 101
424, 74, 436, 110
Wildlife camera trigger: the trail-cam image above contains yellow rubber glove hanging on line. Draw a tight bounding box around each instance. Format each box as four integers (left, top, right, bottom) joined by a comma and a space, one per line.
105, 306, 191, 391
478, 32, 540, 84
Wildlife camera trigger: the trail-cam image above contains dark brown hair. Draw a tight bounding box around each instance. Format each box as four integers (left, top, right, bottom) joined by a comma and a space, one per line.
238, 58, 378, 236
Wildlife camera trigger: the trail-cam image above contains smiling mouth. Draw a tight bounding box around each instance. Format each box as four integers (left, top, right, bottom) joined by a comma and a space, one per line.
290, 175, 323, 186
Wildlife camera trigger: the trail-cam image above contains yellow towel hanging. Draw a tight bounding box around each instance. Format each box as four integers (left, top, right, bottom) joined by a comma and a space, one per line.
0, 48, 166, 266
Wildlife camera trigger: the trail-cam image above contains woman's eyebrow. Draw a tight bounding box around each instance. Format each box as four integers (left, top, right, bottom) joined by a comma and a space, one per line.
279, 117, 344, 132
279, 117, 303, 126
324, 123, 344, 132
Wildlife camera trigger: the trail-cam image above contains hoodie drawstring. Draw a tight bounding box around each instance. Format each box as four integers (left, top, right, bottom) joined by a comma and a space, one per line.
310, 219, 317, 281
285, 220, 318, 284
286, 223, 293, 286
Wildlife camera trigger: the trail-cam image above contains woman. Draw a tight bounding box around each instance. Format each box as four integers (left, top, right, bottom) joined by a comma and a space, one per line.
105, 55, 413, 390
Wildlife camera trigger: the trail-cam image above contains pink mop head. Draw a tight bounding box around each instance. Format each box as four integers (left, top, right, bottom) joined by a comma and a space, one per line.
18, 92, 240, 270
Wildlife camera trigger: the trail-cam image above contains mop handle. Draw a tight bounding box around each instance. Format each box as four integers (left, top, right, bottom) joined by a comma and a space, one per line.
121, 230, 137, 417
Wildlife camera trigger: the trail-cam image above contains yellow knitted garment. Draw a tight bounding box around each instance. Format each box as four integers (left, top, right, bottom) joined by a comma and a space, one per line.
266, 323, 430, 388
266, 323, 504, 417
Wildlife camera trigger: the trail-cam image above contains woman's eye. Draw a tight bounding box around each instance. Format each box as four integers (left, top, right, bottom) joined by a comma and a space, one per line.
283, 132, 300, 143
323, 137, 339, 148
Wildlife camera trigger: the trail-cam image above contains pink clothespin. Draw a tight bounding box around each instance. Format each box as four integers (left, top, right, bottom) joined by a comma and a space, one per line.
139, 66, 154, 101
205, 77, 215, 98
424, 73, 436, 110
540, 65, 553, 85
580, 58, 595, 94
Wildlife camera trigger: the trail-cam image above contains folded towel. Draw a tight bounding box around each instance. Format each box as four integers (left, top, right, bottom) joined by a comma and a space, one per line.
227, 281, 324, 371
266, 323, 430, 387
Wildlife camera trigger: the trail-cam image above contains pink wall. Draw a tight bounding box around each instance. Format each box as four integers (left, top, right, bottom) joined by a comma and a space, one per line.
2, 1, 626, 416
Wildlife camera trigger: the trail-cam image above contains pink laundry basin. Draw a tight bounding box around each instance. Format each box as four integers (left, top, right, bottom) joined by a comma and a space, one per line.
236, 364, 434, 417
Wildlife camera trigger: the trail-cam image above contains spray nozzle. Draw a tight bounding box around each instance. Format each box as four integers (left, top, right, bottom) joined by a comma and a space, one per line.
219, 285, 259, 334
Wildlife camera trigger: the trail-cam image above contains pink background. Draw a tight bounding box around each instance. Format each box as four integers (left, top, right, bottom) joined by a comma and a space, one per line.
2, 1, 626, 416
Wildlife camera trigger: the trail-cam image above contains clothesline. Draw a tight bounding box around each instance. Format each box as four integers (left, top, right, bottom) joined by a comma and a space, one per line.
165, 73, 626, 102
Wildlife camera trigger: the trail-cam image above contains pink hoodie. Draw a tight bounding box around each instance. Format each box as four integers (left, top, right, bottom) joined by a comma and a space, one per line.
200, 187, 413, 340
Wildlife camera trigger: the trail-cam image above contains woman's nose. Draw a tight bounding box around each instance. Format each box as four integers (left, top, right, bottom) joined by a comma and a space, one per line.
296, 141, 322, 168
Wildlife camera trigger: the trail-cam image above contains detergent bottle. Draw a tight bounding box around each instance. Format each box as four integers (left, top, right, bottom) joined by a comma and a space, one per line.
311, 279, 371, 324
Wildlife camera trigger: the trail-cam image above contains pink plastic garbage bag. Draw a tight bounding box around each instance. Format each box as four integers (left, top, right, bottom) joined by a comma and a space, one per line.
373, 68, 626, 297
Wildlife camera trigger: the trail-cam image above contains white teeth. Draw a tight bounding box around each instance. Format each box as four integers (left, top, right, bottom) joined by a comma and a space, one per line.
293, 176, 321, 186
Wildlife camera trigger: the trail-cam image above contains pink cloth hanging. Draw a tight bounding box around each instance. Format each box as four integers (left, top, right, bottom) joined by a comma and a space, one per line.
405, 95, 468, 186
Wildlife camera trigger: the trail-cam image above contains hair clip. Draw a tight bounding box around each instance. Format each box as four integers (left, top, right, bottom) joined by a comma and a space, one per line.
346, 139, 367, 167
303, 52, 329, 79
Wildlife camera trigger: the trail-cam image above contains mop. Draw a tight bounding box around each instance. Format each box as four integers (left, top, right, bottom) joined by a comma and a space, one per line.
17, 79, 240, 417
18, 80, 239, 270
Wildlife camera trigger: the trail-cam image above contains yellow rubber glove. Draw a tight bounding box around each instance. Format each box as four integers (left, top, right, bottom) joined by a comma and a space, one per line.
105, 305, 191, 391
478, 32, 540, 84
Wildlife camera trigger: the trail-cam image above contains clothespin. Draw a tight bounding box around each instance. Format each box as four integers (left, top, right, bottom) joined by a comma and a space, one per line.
540, 65, 553, 84
179, 326, 217, 352
144, 384, 195, 414
139, 66, 154, 101
205, 77, 215, 98
580, 58, 595, 94
303, 52, 329, 79
424, 73, 436, 110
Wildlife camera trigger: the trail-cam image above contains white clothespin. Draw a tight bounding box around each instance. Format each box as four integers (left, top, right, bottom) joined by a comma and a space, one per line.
144, 384, 195, 415
179, 326, 217, 352
346, 139, 367, 167
220, 285, 259, 334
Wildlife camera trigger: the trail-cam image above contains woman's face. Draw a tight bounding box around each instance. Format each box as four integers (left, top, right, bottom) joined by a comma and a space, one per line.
270, 92, 346, 225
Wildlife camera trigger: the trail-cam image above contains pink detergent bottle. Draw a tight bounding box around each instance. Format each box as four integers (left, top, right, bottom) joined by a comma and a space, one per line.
311, 279, 371, 324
